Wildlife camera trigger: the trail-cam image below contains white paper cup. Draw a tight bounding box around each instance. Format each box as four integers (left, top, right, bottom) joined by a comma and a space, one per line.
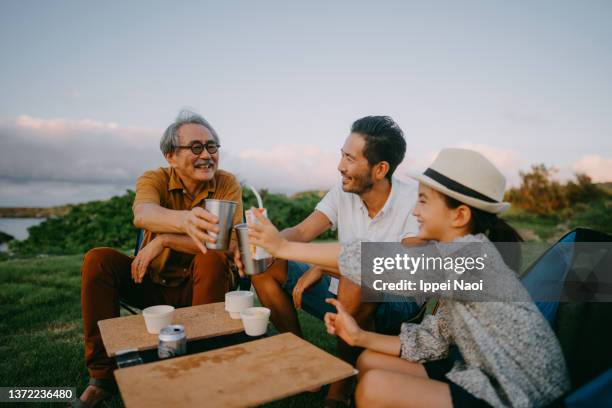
225, 291, 254, 319
142, 305, 175, 334
240, 307, 270, 336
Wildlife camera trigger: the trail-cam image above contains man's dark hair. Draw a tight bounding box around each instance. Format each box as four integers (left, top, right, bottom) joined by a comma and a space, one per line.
350, 116, 406, 180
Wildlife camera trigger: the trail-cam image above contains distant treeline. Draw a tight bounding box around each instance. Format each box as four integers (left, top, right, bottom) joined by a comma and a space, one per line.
0, 206, 72, 218
0, 231, 14, 243
7, 188, 336, 258
3, 166, 611, 258
504, 164, 612, 217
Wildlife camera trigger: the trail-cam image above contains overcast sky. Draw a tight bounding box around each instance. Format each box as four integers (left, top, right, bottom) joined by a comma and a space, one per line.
1, 0, 611, 206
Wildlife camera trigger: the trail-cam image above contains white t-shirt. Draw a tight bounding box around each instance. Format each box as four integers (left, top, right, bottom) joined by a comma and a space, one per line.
315, 177, 420, 294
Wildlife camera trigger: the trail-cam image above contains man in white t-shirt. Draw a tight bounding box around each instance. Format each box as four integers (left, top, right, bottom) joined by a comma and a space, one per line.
235, 116, 421, 406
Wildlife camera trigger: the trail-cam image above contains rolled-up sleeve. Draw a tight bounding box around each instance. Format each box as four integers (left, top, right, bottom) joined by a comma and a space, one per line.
132, 170, 166, 210
399, 313, 451, 362
315, 184, 340, 231
400, 214, 420, 240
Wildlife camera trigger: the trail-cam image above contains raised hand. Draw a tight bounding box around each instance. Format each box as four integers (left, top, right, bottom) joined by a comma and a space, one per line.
246, 208, 287, 257
323, 298, 364, 347
181, 207, 220, 254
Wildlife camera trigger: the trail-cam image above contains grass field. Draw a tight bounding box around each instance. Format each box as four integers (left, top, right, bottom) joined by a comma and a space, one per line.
0, 254, 340, 407
0, 247, 552, 407
0, 215, 602, 407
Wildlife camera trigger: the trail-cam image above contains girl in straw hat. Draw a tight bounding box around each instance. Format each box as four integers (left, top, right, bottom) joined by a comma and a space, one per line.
248, 148, 569, 407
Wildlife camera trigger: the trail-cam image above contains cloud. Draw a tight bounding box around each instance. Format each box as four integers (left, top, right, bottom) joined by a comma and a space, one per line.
456, 143, 522, 172
0, 179, 132, 207
14, 115, 120, 136
0, 115, 342, 196
571, 154, 612, 182
225, 145, 339, 192
0, 115, 164, 184
1, 115, 608, 207
396, 143, 523, 187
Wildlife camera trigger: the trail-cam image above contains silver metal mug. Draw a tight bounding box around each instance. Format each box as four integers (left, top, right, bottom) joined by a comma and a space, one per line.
235, 223, 274, 275
204, 199, 238, 250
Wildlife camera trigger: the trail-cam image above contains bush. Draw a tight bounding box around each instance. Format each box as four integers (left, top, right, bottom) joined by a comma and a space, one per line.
505, 164, 609, 217
569, 200, 612, 233
0, 230, 14, 244
9, 186, 335, 257
242, 188, 336, 240
10, 191, 137, 257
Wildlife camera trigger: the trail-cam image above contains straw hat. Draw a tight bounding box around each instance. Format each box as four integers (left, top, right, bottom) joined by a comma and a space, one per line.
410, 148, 511, 214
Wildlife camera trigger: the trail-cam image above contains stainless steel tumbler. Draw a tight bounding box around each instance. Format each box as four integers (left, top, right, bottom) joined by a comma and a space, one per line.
204, 199, 238, 250
235, 223, 274, 275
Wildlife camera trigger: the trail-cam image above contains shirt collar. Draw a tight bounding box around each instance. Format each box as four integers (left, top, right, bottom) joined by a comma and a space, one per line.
358, 177, 397, 217
168, 167, 217, 196
379, 178, 398, 215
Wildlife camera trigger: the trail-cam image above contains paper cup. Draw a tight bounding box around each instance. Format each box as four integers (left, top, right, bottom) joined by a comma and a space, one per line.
240, 307, 270, 336
142, 305, 175, 334
225, 291, 254, 319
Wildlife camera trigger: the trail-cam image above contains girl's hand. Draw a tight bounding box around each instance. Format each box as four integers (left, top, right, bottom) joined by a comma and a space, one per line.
247, 208, 287, 257
324, 298, 364, 347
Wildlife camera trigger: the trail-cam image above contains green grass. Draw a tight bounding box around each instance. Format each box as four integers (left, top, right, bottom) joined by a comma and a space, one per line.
1, 217, 605, 406
0, 246, 554, 408
0, 254, 337, 407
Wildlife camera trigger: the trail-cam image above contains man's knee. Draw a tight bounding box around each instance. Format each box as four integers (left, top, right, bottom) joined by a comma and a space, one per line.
192, 251, 227, 275
81, 247, 118, 283
337, 280, 377, 330
191, 252, 230, 290
251, 272, 281, 300
250, 259, 287, 289
264, 259, 288, 286
337, 278, 372, 317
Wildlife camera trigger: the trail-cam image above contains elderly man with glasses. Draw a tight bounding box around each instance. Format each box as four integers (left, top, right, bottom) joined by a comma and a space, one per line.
76, 110, 242, 407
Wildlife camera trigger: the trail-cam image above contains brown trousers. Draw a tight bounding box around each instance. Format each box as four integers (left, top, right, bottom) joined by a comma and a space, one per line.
80, 247, 230, 380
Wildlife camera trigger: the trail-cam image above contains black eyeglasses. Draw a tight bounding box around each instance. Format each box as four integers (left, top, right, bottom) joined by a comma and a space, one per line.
175, 141, 220, 155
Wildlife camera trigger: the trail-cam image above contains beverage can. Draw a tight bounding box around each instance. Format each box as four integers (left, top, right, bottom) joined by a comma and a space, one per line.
158, 324, 187, 359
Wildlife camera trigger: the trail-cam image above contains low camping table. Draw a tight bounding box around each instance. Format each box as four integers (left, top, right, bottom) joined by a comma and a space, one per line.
114, 332, 357, 408
98, 302, 249, 364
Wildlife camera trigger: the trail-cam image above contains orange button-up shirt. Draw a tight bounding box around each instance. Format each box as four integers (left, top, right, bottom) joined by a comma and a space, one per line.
133, 167, 243, 287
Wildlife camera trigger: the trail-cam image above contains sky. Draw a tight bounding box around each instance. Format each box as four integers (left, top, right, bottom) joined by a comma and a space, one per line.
1, 0, 611, 207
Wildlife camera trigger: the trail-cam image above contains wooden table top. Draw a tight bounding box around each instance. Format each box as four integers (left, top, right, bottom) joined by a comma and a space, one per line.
114, 332, 357, 408
98, 302, 244, 357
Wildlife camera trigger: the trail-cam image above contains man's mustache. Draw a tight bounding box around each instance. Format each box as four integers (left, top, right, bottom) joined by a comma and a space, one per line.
194, 159, 215, 167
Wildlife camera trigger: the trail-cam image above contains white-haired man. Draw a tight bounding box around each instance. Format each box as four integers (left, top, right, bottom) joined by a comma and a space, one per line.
76, 110, 242, 407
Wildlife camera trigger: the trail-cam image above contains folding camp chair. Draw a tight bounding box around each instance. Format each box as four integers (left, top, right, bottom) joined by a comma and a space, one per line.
118, 229, 146, 315
519, 228, 612, 406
